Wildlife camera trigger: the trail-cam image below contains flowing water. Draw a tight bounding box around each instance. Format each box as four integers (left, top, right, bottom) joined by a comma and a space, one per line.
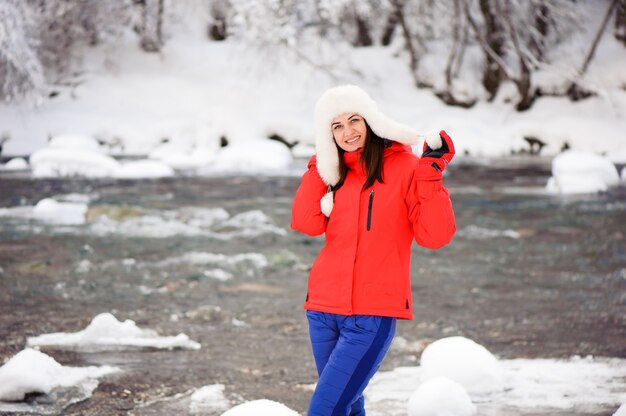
0, 157, 624, 415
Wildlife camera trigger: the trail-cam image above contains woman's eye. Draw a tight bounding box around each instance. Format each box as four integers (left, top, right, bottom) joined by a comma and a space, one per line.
333, 125, 343, 130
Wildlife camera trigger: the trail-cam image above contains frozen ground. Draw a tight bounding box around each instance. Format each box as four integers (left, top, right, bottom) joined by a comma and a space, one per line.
0, 157, 625, 415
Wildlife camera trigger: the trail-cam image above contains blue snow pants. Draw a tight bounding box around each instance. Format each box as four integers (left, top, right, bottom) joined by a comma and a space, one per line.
306, 311, 396, 416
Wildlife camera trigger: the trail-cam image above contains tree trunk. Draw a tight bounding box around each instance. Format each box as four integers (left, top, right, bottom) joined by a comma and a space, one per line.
615, 0, 626, 46
381, 8, 400, 46
392, 0, 425, 87
478, 0, 505, 99
354, 16, 373, 47
530, 1, 550, 61
140, 0, 164, 52
568, 0, 619, 100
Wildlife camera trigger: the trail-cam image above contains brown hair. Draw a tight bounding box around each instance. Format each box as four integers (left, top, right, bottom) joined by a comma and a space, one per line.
333, 123, 386, 191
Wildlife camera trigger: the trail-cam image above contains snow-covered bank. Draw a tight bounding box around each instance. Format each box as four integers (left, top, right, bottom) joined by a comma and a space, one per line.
27, 313, 200, 350
0, 348, 118, 402
2, 10, 626, 166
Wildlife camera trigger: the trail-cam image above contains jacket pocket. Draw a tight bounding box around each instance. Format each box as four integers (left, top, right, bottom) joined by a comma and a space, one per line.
367, 189, 374, 231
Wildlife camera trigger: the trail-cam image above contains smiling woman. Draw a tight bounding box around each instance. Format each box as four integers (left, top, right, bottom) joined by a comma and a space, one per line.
291, 84, 457, 415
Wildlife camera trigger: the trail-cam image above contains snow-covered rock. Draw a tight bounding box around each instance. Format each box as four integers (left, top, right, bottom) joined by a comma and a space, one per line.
0, 348, 118, 401
116, 159, 175, 178
33, 198, 88, 225
189, 384, 230, 414
546, 150, 620, 194
48, 134, 103, 152
221, 399, 300, 416
149, 142, 217, 169
27, 312, 200, 350
0, 157, 29, 170
407, 377, 476, 416
30, 147, 121, 178
420, 336, 505, 395
211, 140, 293, 173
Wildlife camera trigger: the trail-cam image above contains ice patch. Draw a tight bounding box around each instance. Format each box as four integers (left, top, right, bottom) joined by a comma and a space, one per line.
33, 198, 88, 225
221, 399, 300, 416
203, 269, 234, 281
365, 356, 626, 415
160, 252, 268, 269
189, 384, 230, 414
547, 151, 620, 194
27, 313, 201, 350
0, 348, 118, 402
216, 210, 287, 237
407, 377, 476, 416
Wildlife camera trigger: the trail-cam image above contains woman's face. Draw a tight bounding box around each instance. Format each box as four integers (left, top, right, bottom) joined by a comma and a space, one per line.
331, 113, 367, 152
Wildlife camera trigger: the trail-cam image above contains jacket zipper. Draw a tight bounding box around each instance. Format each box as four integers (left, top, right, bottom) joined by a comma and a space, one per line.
367, 189, 374, 231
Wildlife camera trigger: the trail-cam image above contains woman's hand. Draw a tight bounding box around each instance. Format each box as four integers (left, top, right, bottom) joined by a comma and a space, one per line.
416, 130, 455, 179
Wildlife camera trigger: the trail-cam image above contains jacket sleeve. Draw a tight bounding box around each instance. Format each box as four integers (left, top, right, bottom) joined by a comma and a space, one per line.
405, 167, 456, 249
291, 155, 328, 236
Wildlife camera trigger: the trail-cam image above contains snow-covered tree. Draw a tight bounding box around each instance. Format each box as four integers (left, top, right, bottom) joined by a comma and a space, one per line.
0, 0, 44, 102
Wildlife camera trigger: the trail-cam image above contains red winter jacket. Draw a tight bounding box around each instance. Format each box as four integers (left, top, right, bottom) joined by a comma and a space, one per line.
291, 142, 455, 319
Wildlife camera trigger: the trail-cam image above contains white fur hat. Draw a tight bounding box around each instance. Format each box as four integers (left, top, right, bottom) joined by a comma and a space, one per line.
314, 84, 420, 186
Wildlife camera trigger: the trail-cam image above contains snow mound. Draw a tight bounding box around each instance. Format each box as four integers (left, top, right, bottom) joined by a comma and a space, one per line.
149, 143, 217, 169
211, 140, 293, 173
421, 337, 504, 395
27, 312, 201, 350
30, 147, 121, 178
190, 384, 230, 414
116, 159, 175, 178
33, 198, 88, 225
0, 348, 118, 402
614, 403, 626, 416
546, 151, 620, 194
48, 134, 103, 152
221, 399, 300, 416
1, 158, 29, 170
407, 377, 476, 416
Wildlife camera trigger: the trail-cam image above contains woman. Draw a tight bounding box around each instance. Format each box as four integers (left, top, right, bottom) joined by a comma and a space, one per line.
291, 85, 456, 416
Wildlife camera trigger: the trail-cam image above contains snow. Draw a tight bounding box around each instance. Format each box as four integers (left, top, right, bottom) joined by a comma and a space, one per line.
189, 384, 230, 414
206, 140, 293, 173
407, 377, 476, 416
614, 403, 626, 416
420, 336, 505, 395
48, 134, 103, 152
203, 269, 234, 281
159, 252, 269, 269
30, 147, 121, 178
0, 157, 28, 170
32, 198, 88, 225
116, 159, 175, 178
0, 348, 118, 402
365, 355, 626, 416
27, 312, 201, 350
221, 399, 300, 416
547, 150, 621, 194
457, 225, 521, 240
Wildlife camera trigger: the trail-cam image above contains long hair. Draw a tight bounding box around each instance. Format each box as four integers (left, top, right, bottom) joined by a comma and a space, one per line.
333, 122, 386, 191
